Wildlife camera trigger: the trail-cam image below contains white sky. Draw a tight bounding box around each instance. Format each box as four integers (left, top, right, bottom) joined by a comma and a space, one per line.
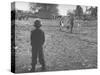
15, 2, 90, 16
15, 2, 30, 11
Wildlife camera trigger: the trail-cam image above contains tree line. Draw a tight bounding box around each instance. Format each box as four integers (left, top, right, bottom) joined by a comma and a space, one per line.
11, 3, 97, 20
67, 5, 97, 21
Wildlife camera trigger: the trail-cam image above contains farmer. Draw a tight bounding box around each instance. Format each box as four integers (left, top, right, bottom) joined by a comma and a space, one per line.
70, 16, 74, 33
68, 15, 74, 33
31, 20, 45, 72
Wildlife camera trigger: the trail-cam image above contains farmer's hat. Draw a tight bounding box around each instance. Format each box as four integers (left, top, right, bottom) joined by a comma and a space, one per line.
34, 20, 42, 28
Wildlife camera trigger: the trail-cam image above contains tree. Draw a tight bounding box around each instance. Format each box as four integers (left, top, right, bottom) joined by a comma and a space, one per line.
85, 6, 97, 20
30, 3, 58, 19
74, 5, 83, 19
89, 7, 97, 19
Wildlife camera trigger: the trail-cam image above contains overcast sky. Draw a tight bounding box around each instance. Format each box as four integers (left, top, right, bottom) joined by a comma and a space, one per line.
15, 2, 91, 16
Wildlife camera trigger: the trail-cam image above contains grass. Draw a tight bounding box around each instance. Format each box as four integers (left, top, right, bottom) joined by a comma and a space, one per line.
15, 19, 97, 73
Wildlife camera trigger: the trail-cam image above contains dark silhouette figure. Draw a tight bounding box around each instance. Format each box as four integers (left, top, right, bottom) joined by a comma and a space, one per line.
69, 16, 74, 33
31, 20, 45, 72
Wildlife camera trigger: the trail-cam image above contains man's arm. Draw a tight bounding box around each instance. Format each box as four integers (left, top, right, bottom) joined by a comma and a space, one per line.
42, 31, 45, 45
30, 31, 34, 46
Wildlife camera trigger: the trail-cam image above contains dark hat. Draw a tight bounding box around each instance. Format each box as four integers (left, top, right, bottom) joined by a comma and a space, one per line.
34, 20, 42, 28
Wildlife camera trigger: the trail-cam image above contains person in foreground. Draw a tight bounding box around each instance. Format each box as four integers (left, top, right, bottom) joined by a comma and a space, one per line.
31, 20, 45, 72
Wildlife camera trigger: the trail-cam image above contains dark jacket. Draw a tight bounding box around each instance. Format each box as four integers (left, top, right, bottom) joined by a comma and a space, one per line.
31, 28, 45, 47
